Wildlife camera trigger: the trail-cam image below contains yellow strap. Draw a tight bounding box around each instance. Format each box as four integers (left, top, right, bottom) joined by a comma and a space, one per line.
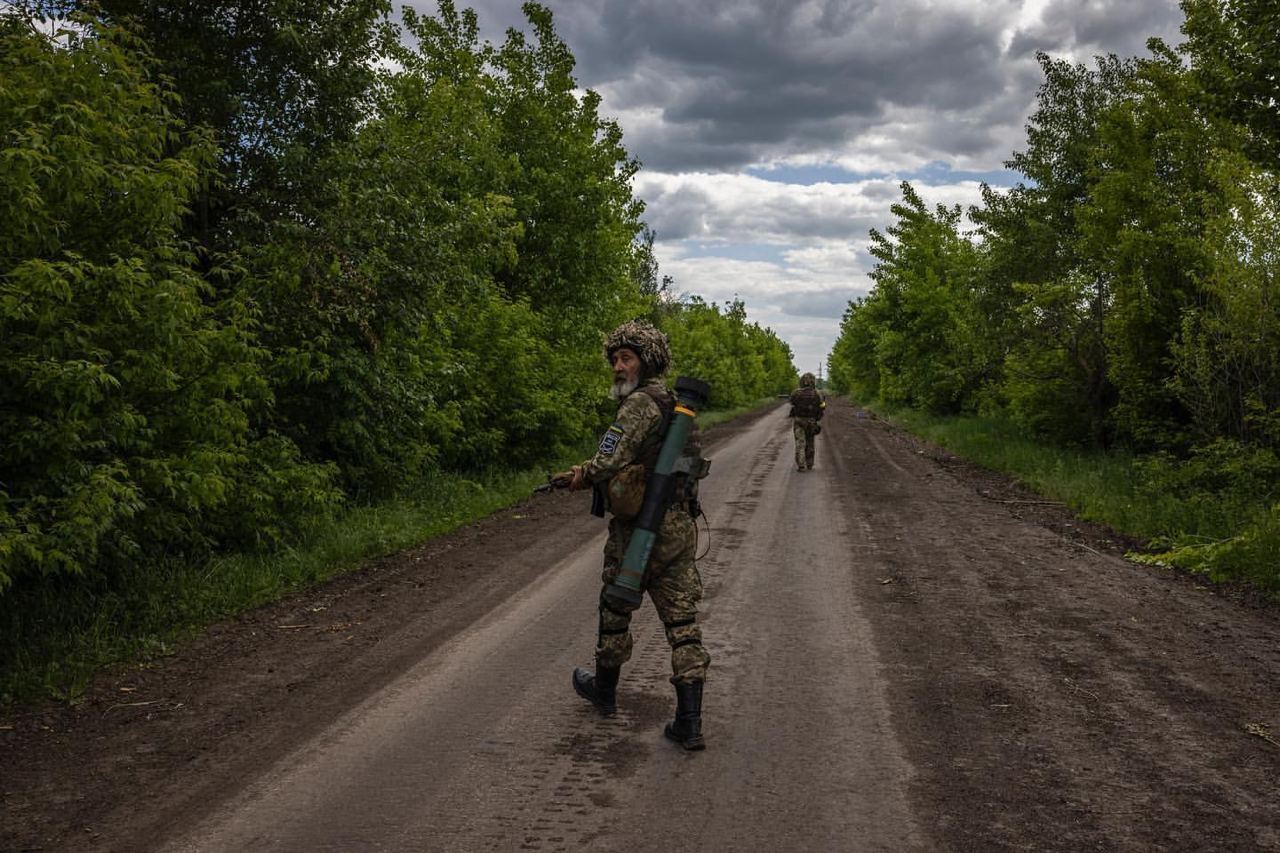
674, 405, 696, 418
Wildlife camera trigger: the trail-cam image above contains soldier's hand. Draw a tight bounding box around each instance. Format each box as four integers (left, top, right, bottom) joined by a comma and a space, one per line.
549, 470, 574, 488
567, 465, 586, 492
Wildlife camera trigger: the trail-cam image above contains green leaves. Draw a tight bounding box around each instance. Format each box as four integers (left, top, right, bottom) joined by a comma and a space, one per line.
1169, 150, 1280, 447
242, 1, 699, 494
661, 298, 796, 408
0, 18, 336, 591
829, 183, 985, 414
1183, 0, 1280, 167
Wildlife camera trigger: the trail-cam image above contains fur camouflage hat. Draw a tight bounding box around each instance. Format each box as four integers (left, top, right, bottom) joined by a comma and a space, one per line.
604, 319, 671, 377
800, 372, 817, 387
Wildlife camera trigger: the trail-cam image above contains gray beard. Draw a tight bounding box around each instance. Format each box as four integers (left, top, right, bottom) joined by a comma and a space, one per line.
609, 377, 639, 399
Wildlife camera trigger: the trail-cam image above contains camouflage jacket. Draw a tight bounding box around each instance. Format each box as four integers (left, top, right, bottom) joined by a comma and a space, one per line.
581, 378, 666, 484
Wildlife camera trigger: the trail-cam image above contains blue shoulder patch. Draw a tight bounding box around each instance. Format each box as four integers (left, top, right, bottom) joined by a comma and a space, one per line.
599, 424, 624, 455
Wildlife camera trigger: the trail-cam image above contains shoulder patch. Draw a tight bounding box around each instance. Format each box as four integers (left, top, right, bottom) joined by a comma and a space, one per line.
599, 423, 624, 455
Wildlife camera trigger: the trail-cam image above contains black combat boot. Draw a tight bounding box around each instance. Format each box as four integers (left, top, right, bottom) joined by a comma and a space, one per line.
572, 665, 620, 716
663, 680, 705, 750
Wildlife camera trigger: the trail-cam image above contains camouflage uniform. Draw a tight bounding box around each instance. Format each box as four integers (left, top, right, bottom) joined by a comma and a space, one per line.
581, 378, 710, 685
789, 373, 825, 471
571, 320, 711, 750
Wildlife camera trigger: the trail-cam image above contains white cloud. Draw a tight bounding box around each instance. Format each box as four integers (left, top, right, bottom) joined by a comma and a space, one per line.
638, 171, 965, 244
637, 171, 988, 250
781, 244, 862, 275
656, 247, 853, 375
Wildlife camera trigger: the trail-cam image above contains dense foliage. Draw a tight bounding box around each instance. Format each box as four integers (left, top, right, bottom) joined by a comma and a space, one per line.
828, 0, 1280, 587
661, 298, 795, 410
0, 17, 339, 590
0, 4, 796, 596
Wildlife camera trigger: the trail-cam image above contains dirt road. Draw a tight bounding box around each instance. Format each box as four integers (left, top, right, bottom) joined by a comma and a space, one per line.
3, 399, 1278, 851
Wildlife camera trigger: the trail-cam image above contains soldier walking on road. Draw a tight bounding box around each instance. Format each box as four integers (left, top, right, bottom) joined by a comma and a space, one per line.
559, 320, 713, 750
789, 372, 825, 471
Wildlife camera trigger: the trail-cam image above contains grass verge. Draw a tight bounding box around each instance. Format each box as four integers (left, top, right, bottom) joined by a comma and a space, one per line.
0, 465, 557, 704
0, 399, 779, 704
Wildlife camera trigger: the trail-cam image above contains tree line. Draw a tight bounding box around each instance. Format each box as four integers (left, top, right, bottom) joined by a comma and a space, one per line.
828, 0, 1278, 581
0, 1, 796, 595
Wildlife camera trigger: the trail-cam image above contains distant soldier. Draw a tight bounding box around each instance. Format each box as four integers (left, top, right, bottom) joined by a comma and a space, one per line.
789, 372, 825, 471
558, 320, 712, 750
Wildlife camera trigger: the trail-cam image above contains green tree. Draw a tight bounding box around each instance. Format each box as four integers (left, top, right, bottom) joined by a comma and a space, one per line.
1170, 151, 1280, 447
999, 272, 1109, 443
828, 297, 879, 400
984, 53, 1136, 284
249, 2, 520, 494
0, 17, 334, 591
661, 298, 795, 408
973, 53, 1136, 442
489, 3, 647, 333
831, 183, 985, 413
60, 0, 396, 248
245, 1, 660, 489
1078, 43, 1227, 447
1182, 0, 1280, 167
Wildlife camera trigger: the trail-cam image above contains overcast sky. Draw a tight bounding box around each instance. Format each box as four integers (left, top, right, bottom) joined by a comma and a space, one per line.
417, 0, 1187, 377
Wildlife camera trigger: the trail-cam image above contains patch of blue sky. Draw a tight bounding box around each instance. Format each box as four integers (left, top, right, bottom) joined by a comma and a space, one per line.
748, 161, 1022, 188
675, 242, 790, 264
746, 163, 869, 185
910, 160, 1021, 187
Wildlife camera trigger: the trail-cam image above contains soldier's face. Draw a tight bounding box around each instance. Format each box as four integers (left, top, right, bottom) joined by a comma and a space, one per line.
611, 348, 641, 385
609, 348, 642, 399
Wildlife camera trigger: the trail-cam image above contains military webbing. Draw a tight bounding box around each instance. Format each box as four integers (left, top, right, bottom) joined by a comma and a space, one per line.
633, 385, 700, 505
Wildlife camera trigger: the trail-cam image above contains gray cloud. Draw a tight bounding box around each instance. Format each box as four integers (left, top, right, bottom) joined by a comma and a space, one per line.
420, 1, 1184, 174
641, 182, 715, 240
589, 1, 1017, 170
774, 289, 862, 318
451, 0, 1017, 170
1033, 0, 1184, 56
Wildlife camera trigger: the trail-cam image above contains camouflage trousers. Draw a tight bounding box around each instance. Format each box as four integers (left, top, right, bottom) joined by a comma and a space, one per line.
793, 418, 819, 469
597, 509, 711, 684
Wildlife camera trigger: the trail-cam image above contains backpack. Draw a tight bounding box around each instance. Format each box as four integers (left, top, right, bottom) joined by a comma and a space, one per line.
790, 386, 823, 419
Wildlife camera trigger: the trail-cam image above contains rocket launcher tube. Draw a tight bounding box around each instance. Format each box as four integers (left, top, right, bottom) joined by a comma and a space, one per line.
604, 377, 711, 608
